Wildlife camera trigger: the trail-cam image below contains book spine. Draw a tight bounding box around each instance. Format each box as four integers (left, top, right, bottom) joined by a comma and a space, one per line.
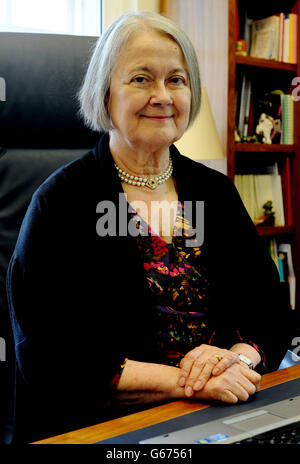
278, 243, 296, 310
279, 12, 284, 61
289, 13, 294, 63
291, 94, 294, 144
293, 14, 298, 64
283, 14, 290, 63
281, 12, 285, 61
277, 252, 285, 282
243, 79, 251, 137
286, 95, 292, 144
281, 94, 287, 144
238, 74, 246, 137
280, 94, 284, 143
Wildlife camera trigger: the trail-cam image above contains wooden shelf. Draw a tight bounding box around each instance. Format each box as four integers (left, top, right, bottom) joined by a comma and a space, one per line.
235, 54, 297, 72
228, 0, 300, 316
235, 143, 296, 153
256, 226, 294, 237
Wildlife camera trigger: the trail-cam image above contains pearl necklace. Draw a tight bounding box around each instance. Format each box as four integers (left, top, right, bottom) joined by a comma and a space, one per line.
114, 158, 173, 190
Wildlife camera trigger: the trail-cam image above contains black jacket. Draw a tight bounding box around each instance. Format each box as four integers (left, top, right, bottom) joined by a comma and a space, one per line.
7, 133, 291, 443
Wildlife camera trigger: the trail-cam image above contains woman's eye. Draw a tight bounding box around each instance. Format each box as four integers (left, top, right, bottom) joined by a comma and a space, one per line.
132, 76, 148, 84
170, 77, 185, 86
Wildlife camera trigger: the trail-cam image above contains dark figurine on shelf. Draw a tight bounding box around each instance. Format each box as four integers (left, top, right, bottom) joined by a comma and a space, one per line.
254, 200, 275, 227
256, 113, 274, 144
241, 135, 259, 143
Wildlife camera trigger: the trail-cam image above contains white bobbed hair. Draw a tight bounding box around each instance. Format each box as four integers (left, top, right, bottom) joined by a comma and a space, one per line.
78, 11, 201, 133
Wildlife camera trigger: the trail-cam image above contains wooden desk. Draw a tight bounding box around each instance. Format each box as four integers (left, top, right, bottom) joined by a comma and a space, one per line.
33, 364, 300, 444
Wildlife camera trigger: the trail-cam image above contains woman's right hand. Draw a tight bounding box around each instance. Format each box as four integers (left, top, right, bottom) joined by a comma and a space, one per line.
178, 344, 240, 396
192, 362, 261, 404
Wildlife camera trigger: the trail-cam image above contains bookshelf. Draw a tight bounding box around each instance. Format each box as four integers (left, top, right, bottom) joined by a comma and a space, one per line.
227, 0, 299, 176
235, 54, 297, 71
235, 143, 296, 152
161, 0, 300, 322
228, 0, 300, 320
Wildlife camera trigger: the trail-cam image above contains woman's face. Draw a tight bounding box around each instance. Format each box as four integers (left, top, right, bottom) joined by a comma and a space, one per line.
107, 30, 191, 154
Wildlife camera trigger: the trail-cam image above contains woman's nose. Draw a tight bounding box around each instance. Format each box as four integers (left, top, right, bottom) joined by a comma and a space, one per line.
149, 81, 173, 105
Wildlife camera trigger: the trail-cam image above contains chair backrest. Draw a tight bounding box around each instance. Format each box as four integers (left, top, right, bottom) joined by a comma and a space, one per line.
0, 32, 98, 441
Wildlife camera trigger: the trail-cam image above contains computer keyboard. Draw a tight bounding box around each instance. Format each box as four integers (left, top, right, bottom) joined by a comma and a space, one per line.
235, 421, 300, 444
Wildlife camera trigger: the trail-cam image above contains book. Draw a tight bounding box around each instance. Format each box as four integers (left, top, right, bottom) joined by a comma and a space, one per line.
281, 94, 294, 144
269, 239, 278, 270
288, 13, 298, 64
236, 74, 252, 138
246, 12, 297, 63
278, 243, 296, 309
292, 14, 297, 64
283, 14, 290, 62
278, 250, 289, 282
250, 15, 278, 59
243, 78, 252, 137
278, 12, 285, 61
289, 13, 294, 63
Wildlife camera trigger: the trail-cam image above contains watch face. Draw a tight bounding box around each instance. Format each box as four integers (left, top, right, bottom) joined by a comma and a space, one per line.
238, 354, 254, 369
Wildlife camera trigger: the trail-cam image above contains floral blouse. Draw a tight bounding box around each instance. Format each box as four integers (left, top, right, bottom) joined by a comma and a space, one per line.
133, 201, 211, 368
111, 201, 266, 391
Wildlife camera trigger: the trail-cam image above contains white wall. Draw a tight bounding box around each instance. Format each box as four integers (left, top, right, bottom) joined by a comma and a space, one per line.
102, 0, 159, 30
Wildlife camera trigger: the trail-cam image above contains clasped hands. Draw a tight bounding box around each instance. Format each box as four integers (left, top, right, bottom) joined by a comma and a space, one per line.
177, 344, 261, 404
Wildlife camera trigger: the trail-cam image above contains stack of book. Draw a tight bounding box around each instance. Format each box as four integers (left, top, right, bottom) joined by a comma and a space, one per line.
239, 12, 298, 63
236, 79, 294, 144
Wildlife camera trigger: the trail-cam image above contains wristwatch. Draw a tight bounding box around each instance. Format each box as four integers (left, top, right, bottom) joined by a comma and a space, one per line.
238, 354, 254, 370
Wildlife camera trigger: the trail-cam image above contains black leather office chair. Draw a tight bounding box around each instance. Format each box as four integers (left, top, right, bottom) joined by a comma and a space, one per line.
0, 32, 98, 443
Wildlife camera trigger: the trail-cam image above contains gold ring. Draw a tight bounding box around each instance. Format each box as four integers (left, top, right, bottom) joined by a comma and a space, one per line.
214, 354, 223, 361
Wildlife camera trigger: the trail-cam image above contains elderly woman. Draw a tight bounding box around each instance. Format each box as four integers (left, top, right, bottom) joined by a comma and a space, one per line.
7, 12, 290, 443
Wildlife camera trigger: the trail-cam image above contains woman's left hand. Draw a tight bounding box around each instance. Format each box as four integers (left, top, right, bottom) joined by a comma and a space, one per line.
178, 344, 240, 397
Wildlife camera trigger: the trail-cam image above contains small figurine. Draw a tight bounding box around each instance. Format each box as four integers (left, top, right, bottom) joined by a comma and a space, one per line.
263, 201, 275, 218
236, 39, 247, 56
241, 135, 259, 143
254, 200, 275, 227
271, 118, 282, 144
234, 128, 241, 142
256, 113, 274, 144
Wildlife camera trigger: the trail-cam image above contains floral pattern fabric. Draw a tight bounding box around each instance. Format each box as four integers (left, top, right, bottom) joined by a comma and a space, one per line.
112, 200, 266, 390
131, 201, 266, 371
131, 202, 212, 367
